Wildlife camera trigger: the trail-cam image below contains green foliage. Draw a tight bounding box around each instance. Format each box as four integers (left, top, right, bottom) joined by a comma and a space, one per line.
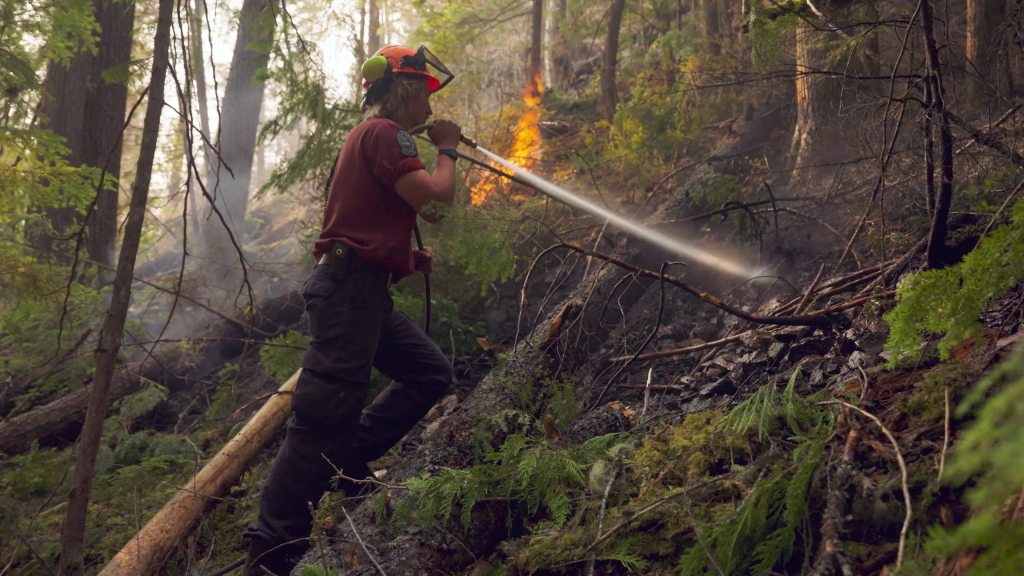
906, 347, 1024, 574
393, 432, 626, 530
718, 370, 835, 443
0, 0, 107, 223
294, 566, 329, 576
100, 57, 152, 86
0, 441, 67, 498
112, 379, 169, 432
679, 439, 826, 575
428, 201, 521, 295
885, 199, 1024, 363
749, 2, 800, 71
259, 330, 308, 382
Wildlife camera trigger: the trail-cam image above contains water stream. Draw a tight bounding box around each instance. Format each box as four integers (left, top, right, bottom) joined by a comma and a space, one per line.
477, 147, 758, 278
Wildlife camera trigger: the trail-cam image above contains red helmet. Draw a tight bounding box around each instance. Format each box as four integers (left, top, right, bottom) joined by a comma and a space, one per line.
362, 45, 454, 93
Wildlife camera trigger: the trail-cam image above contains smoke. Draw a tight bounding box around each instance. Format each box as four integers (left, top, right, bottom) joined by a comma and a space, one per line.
478, 148, 761, 279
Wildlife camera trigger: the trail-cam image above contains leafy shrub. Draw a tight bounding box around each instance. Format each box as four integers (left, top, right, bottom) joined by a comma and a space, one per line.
917, 346, 1024, 574
1, 441, 66, 498
259, 330, 309, 383
393, 432, 627, 529
885, 199, 1024, 363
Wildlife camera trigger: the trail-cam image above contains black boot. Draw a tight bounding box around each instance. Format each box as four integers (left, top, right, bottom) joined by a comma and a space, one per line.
242, 536, 303, 576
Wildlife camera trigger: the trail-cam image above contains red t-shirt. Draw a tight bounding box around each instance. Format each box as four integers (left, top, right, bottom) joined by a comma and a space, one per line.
314, 118, 426, 279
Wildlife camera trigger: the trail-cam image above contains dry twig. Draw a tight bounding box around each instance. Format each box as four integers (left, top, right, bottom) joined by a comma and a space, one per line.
820, 401, 912, 568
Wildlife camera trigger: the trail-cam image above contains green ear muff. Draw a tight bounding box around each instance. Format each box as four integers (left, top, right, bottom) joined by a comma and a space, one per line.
362, 55, 389, 83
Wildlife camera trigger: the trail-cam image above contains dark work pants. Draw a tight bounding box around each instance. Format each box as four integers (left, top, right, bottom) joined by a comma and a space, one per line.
244, 257, 451, 550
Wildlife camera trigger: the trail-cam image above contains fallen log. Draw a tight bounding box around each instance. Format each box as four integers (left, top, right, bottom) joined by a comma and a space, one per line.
99, 370, 299, 575
0, 289, 304, 454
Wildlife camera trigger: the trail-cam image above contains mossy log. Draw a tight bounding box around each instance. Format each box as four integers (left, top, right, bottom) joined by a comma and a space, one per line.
98, 370, 300, 575
0, 290, 304, 454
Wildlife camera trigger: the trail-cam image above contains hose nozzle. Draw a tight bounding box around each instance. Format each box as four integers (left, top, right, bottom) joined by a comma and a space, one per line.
409, 123, 477, 149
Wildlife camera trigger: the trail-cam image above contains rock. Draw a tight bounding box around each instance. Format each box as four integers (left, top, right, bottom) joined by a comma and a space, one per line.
788, 337, 832, 362
740, 350, 769, 365
700, 378, 736, 397
740, 329, 777, 352
712, 354, 741, 371
758, 298, 784, 316
855, 330, 889, 356
775, 325, 813, 343
690, 322, 719, 342
848, 351, 881, 369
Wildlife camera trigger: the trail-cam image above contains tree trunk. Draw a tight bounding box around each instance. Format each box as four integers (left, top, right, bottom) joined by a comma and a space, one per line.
35, 0, 134, 273
550, 0, 573, 90
0, 289, 305, 455
704, 0, 721, 56
59, 0, 173, 567
188, 0, 211, 235
922, 0, 955, 269
529, 0, 544, 84
367, 0, 380, 56
83, 0, 136, 279
601, 0, 626, 125
967, 0, 1011, 107
789, 21, 846, 175
201, 0, 275, 264
35, 37, 92, 262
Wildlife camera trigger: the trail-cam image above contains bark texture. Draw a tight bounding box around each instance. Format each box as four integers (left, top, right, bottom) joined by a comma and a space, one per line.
367, 0, 380, 56
35, 0, 134, 271
790, 21, 846, 172
967, 0, 1012, 105
201, 0, 275, 263
529, 0, 544, 83
60, 0, 173, 567
0, 290, 305, 455
601, 0, 626, 125
704, 0, 721, 57
922, 0, 954, 270
83, 0, 136, 275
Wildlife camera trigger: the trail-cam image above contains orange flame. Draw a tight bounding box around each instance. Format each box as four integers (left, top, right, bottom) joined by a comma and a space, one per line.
470, 74, 544, 206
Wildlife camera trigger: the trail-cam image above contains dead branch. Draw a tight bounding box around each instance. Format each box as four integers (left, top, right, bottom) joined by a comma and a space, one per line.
947, 110, 1024, 170
549, 243, 835, 327
820, 401, 912, 569
342, 506, 387, 576
591, 261, 679, 409
796, 264, 827, 315
586, 466, 617, 576
611, 333, 745, 363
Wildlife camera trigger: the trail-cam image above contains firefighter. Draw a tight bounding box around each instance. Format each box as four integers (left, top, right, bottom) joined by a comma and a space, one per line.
241, 45, 462, 575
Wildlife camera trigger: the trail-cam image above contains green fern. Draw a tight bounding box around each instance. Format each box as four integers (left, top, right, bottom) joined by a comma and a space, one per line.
885, 199, 1024, 364
259, 330, 309, 382
911, 346, 1024, 574
293, 565, 329, 576
394, 432, 626, 531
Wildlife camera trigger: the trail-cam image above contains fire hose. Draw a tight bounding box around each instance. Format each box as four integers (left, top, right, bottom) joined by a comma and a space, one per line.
406, 123, 478, 336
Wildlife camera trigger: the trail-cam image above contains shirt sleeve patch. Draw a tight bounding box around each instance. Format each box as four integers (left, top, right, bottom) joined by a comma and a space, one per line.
396, 130, 418, 157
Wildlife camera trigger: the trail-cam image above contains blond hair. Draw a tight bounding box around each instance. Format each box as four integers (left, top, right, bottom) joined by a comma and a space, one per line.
362, 75, 430, 122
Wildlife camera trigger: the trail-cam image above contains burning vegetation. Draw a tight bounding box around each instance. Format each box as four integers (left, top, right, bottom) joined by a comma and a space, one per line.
470, 74, 544, 206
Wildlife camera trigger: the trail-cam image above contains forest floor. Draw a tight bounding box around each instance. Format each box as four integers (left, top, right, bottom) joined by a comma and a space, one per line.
3, 101, 1024, 576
